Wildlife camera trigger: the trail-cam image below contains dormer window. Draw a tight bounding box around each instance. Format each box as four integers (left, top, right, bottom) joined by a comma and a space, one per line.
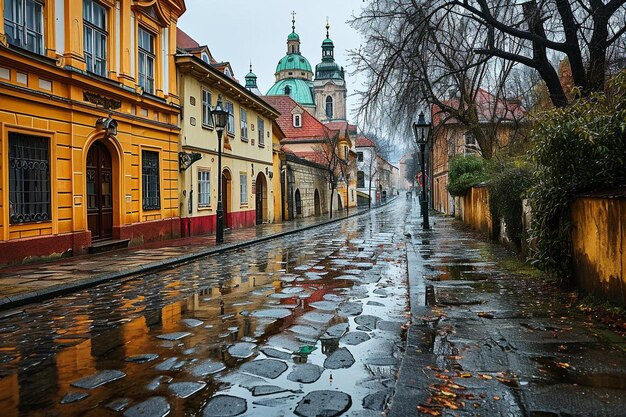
293, 114, 301, 128
201, 52, 210, 63
224, 67, 231, 77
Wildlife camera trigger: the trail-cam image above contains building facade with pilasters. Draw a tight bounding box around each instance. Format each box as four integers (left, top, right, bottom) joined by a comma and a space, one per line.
0, 0, 186, 265
176, 30, 279, 236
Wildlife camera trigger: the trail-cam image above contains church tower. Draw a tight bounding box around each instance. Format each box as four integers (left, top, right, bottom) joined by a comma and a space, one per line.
266, 13, 316, 114
313, 20, 347, 123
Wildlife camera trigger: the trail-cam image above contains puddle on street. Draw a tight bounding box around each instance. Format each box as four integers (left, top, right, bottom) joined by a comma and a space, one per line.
0, 203, 408, 417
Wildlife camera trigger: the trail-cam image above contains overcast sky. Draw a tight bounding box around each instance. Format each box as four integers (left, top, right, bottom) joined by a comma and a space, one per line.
178, 0, 366, 122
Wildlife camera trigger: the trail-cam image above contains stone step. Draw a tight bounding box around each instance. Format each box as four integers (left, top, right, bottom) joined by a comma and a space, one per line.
88, 239, 130, 254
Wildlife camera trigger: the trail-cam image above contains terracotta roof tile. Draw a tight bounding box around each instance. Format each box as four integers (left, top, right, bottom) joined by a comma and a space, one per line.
432, 88, 526, 127
176, 27, 199, 50
262, 96, 336, 142
355, 135, 376, 147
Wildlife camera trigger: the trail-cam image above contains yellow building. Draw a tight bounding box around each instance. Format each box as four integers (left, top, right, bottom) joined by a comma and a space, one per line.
0, 0, 186, 265
176, 30, 280, 236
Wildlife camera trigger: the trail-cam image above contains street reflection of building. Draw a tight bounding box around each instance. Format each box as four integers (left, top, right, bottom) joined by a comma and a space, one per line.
176, 30, 281, 236
0, 0, 187, 265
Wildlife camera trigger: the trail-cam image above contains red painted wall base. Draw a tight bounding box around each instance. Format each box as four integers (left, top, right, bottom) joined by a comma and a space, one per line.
181, 209, 257, 237
0, 231, 91, 266
116, 217, 181, 245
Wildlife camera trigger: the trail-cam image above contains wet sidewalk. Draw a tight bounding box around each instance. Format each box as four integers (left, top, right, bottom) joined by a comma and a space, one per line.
0, 206, 374, 311
390, 201, 626, 417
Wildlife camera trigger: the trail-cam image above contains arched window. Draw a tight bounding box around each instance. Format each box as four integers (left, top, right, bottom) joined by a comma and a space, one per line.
325, 96, 333, 119
295, 189, 302, 215
293, 114, 302, 128
284, 85, 291, 95
201, 52, 210, 63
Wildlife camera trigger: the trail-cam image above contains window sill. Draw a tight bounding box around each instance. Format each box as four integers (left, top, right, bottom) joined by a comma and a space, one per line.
258, 143, 265, 148
227, 132, 235, 138
241, 137, 248, 142
142, 207, 161, 211
240, 203, 249, 208
202, 124, 214, 131
197, 205, 213, 211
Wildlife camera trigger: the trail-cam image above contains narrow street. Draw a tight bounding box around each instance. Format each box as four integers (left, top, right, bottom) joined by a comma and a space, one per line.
1, 199, 625, 417
0, 201, 409, 417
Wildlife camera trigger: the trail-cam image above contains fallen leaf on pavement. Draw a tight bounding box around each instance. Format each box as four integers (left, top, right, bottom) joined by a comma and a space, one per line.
556, 362, 571, 369
477, 312, 494, 319
478, 374, 493, 380
493, 396, 501, 401
417, 405, 441, 415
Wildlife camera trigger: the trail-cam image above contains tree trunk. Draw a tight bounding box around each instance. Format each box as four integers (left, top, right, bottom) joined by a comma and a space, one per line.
329, 187, 334, 219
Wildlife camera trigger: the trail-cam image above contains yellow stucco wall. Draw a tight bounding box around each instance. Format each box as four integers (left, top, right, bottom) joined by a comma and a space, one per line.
461, 186, 492, 236
571, 197, 626, 306
0, 0, 185, 262
177, 56, 278, 234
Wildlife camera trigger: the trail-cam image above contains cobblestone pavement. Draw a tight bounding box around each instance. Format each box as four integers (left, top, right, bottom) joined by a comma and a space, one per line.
0, 207, 369, 309
0, 200, 409, 417
389, 202, 626, 417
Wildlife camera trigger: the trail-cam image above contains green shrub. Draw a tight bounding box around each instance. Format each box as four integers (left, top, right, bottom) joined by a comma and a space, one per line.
528, 71, 626, 283
447, 155, 487, 197
487, 158, 533, 247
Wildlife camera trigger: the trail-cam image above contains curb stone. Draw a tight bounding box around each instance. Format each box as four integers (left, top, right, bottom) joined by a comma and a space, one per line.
0, 197, 398, 311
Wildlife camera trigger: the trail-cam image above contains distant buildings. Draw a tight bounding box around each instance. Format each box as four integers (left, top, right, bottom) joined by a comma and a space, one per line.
430, 89, 527, 215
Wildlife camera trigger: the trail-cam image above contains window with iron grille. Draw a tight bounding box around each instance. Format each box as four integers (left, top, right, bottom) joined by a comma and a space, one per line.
8, 132, 51, 224
4, 0, 44, 55
142, 150, 160, 210
198, 170, 211, 207
138, 27, 155, 94
83, 0, 107, 77
240, 108, 248, 140
357, 152, 363, 162
226, 101, 235, 135
202, 90, 213, 127
257, 117, 265, 147
240, 174, 248, 204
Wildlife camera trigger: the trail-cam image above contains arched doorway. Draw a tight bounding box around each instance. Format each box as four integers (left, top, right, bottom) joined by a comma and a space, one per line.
222, 169, 232, 228
337, 193, 343, 211
295, 189, 302, 216
255, 172, 267, 225
87, 141, 113, 240
314, 189, 321, 216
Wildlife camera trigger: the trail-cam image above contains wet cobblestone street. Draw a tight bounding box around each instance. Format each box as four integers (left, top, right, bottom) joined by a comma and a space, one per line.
0, 201, 408, 417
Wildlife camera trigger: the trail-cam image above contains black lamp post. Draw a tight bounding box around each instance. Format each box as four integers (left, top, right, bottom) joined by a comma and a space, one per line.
211, 95, 230, 243
412, 111, 431, 230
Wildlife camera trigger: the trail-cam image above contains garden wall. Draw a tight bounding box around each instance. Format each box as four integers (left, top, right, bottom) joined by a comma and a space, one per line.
571, 195, 626, 306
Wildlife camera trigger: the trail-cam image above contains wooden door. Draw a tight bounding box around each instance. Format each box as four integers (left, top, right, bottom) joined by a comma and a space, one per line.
221, 173, 229, 228
256, 175, 264, 225
87, 141, 113, 240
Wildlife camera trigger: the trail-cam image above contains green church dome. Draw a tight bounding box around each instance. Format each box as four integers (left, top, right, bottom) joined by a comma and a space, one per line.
322, 37, 334, 46
276, 54, 313, 74
315, 61, 343, 80
267, 79, 315, 106
288, 31, 300, 41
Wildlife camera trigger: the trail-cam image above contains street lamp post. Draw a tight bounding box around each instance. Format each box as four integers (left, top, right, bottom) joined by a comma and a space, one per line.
412, 111, 431, 230
211, 95, 230, 243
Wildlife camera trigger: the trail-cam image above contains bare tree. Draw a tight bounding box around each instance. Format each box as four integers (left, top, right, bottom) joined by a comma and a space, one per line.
314, 130, 345, 219
352, 1, 626, 124
351, 1, 529, 159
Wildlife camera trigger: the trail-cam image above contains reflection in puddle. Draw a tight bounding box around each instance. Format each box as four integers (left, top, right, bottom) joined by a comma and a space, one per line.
0, 203, 408, 416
